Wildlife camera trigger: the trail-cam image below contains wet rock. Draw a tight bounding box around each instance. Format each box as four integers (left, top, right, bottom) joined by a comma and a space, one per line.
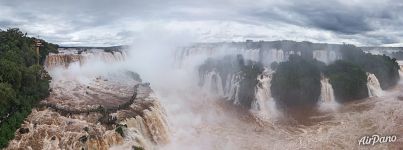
19, 128, 29, 134
83, 127, 89, 132
79, 135, 88, 143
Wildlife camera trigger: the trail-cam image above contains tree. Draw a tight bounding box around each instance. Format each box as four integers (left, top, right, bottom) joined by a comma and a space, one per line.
0, 83, 16, 116
0, 59, 22, 89
271, 55, 323, 108
325, 61, 369, 102
0, 28, 56, 148
339, 44, 400, 89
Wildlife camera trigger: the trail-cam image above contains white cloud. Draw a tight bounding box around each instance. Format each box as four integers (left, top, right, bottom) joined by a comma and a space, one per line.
0, 0, 402, 46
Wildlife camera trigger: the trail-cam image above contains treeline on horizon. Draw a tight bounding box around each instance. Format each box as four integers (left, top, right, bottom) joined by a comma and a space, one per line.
0, 28, 57, 147
198, 44, 400, 110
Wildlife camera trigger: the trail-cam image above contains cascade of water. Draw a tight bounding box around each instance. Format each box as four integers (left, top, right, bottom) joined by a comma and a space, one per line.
318, 75, 340, 112
251, 69, 273, 112
319, 76, 336, 103
223, 72, 242, 104
242, 49, 260, 62
367, 73, 383, 97
202, 70, 225, 96
45, 50, 126, 69
312, 50, 337, 64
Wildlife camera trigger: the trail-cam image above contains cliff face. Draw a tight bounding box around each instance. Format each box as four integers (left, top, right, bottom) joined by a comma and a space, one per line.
7, 49, 170, 150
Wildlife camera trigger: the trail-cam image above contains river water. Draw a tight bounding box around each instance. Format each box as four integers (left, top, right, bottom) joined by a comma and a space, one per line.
157, 70, 403, 150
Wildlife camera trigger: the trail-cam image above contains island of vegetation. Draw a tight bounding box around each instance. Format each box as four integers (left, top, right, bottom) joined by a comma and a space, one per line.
271, 44, 400, 108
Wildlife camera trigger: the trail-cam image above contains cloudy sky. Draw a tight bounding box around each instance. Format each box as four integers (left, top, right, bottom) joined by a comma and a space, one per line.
0, 0, 402, 46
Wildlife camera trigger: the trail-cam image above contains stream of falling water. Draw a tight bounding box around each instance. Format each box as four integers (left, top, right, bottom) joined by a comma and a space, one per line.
367, 73, 384, 97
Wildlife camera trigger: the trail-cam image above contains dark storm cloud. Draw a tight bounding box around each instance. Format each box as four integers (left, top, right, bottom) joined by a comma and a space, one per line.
250, 0, 403, 34
0, 0, 402, 46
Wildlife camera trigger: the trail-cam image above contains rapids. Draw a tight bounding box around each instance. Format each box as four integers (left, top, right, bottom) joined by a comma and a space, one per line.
161, 71, 403, 150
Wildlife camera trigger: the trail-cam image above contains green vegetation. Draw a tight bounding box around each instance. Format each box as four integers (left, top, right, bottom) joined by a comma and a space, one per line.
271, 44, 400, 107
132, 145, 144, 150
271, 55, 324, 108
115, 126, 124, 137
0, 28, 57, 148
270, 54, 377, 106
340, 44, 400, 89
325, 61, 368, 102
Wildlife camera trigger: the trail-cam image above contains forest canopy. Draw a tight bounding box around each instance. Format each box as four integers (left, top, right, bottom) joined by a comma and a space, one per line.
271, 55, 324, 108
339, 44, 400, 89
0, 28, 57, 148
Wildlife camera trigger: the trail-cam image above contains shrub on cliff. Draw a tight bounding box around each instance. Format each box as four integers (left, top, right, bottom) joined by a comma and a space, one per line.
271, 55, 323, 108
325, 60, 368, 102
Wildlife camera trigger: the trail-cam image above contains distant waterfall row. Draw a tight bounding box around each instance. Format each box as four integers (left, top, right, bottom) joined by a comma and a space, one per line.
176, 47, 340, 68
44, 50, 127, 69
200, 69, 384, 111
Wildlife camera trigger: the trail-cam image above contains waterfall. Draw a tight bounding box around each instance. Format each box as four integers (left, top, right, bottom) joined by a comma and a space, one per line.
223, 73, 242, 104
242, 49, 260, 62
45, 50, 126, 69
367, 73, 383, 97
120, 100, 170, 147
250, 68, 278, 120
319, 76, 336, 103
201, 70, 225, 96
313, 50, 337, 64
251, 69, 272, 112
200, 69, 246, 105
318, 75, 339, 111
